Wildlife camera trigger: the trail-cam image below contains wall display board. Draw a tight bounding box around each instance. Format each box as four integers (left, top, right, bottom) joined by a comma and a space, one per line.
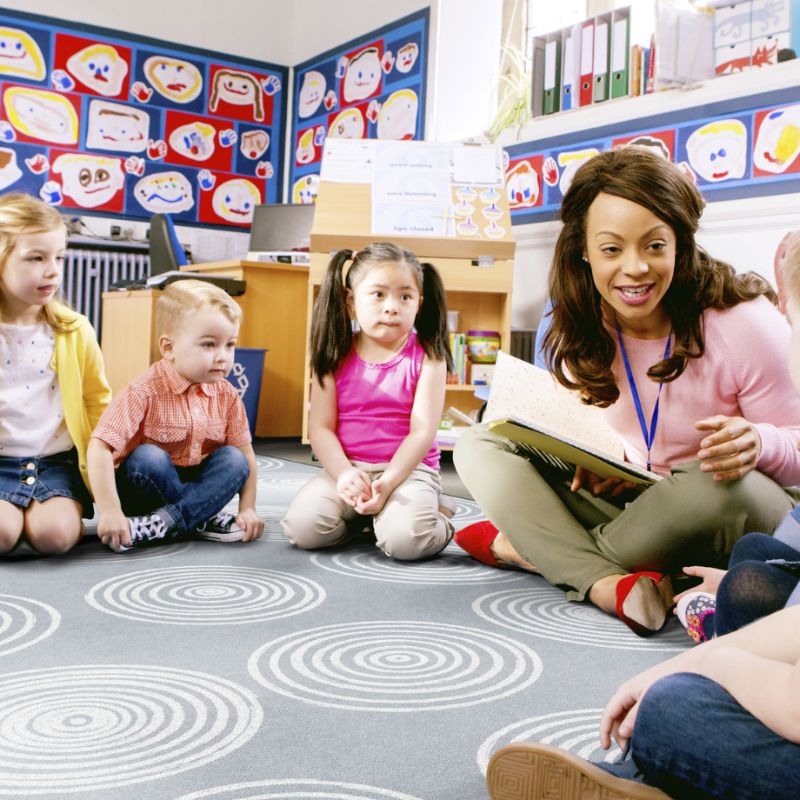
289, 9, 429, 206
0, 7, 287, 228
504, 84, 800, 226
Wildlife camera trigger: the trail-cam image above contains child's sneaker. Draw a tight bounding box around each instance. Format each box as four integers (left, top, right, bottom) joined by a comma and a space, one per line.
119, 513, 169, 552
195, 511, 244, 542
675, 591, 716, 643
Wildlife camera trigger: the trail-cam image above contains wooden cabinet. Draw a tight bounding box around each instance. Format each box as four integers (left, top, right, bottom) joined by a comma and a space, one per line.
100, 260, 309, 438
301, 254, 513, 442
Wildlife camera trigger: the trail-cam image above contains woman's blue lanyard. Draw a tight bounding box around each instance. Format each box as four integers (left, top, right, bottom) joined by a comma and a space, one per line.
615, 322, 671, 472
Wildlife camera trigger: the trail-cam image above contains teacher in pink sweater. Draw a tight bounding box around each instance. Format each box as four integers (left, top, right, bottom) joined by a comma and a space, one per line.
454, 147, 800, 636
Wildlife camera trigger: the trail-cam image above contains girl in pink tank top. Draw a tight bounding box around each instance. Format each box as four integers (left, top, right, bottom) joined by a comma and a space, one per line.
281, 243, 455, 561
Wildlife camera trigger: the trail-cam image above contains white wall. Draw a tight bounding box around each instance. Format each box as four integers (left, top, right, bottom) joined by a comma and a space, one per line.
503, 59, 800, 330
0, 0, 295, 64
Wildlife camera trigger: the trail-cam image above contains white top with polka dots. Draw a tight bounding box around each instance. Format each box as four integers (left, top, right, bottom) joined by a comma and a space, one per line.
0, 321, 74, 457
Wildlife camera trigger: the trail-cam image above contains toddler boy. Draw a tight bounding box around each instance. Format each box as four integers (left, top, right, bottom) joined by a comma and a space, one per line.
88, 279, 263, 551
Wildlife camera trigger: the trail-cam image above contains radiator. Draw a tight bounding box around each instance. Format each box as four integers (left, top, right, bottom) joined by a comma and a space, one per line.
62, 249, 150, 340
510, 328, 536, 363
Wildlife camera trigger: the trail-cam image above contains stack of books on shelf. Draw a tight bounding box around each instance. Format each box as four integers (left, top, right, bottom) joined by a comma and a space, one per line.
447, 332, 469, 385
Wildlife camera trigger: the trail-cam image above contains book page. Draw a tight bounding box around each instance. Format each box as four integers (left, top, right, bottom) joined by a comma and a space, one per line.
484, 350, 624, 458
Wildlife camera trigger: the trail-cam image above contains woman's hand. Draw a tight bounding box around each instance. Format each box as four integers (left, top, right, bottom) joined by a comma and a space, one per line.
571, 465, 635, 498
336, 467, 372, 507
673, 565, 727, 605
695, 415, 762, 481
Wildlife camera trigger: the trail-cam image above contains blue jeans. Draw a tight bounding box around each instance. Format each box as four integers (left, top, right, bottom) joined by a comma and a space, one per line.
715, 532, 800, 635
115, 445, 249, 536
601, 673, 800, 799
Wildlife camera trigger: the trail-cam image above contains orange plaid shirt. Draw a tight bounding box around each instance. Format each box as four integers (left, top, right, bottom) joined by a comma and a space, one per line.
92, 359, 251, 467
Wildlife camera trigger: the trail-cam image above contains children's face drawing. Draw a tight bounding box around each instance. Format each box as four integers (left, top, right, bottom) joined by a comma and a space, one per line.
0, 27, 45, 80
240, 129, 269, 159
212, 178, 260, 223
4, 87, 79, 144
348, 262, 421, 351
86, 100, 149, 152
296, 129, 315, 165
160, 306, 239, 385
135, 171, 194, 214
52, 154, 124, 208
0, 147, 22, 191
584, 192, 676, 339
343, 47, 381, 103
214, 71, 258, 108
754, 106, 800, 174
396, 42, 419, 74
0, 227, 66, 323
686, 121, 747, 182
292, 174, 319, 204
144, 56, 203, 103
506, 161, 538, 209
298, 70, 325, 118
67, 44, 128, 96
329, 108, 364, 139
169, 122, 216, 161
376, 90, 418, 140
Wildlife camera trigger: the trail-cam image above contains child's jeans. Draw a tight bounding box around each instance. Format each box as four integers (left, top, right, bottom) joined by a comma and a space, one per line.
115, 444, 249, 535
601, 672, 800, 799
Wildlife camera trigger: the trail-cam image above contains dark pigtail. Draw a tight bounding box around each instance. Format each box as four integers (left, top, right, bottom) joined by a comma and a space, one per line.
310, 249, 353, 384
416, 262, 453, 372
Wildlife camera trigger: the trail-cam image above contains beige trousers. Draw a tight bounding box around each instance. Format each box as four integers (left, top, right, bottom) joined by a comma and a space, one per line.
281, 460, 454, 561
454, 423, 800, 600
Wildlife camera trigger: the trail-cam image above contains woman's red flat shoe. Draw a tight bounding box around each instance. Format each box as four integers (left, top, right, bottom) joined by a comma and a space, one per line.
615, 571, 673, 637
454, 520, 501, 567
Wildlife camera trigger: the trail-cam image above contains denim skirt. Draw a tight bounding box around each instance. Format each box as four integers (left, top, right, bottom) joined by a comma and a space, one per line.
0, 449, 93, 517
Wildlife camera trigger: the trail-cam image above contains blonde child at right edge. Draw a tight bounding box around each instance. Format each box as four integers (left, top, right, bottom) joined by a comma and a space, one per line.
282, 242, 454, 561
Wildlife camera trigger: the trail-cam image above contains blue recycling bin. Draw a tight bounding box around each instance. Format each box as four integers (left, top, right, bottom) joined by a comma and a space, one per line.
226, 347, 266, 437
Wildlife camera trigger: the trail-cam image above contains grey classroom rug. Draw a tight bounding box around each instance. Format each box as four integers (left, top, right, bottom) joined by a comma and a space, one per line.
0, 454, 689, 799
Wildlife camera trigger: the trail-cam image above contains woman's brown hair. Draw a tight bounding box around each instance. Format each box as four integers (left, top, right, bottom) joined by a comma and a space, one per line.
542, 147, 776, 406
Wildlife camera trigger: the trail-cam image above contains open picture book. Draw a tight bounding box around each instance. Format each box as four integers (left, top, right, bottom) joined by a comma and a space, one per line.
484, 351, 660, 485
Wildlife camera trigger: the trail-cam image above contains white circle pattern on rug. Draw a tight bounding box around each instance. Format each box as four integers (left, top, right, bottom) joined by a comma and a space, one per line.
310, 551, 524, 585
0, 665, 262, 794
254, 456, 286, 472
85, 566, 325, 625
248, 620, 542, 711
476, 709, 623, 775
472, 587, 689, 651
0, 595, 59, 657
450, 501, 485, 527
173, 779, 425, 800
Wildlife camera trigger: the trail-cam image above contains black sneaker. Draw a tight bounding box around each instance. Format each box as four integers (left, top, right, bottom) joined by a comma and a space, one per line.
118, 513, 169, 552
195, 511, 244, 542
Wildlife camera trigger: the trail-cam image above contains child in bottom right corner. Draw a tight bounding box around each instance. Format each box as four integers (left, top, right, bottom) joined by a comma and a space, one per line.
674, 236, 800, 643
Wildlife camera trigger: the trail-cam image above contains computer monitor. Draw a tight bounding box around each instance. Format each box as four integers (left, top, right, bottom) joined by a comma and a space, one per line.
247, 204, 315, 258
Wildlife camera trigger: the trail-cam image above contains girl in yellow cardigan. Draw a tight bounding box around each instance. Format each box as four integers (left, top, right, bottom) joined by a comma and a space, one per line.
0, 193, 110, 554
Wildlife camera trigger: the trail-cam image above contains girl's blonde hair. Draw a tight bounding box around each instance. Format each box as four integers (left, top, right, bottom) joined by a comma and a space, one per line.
0, 192, 77, 331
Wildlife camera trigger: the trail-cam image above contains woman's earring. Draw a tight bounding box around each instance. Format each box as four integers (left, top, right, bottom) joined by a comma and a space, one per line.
581, 254, 589, 263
